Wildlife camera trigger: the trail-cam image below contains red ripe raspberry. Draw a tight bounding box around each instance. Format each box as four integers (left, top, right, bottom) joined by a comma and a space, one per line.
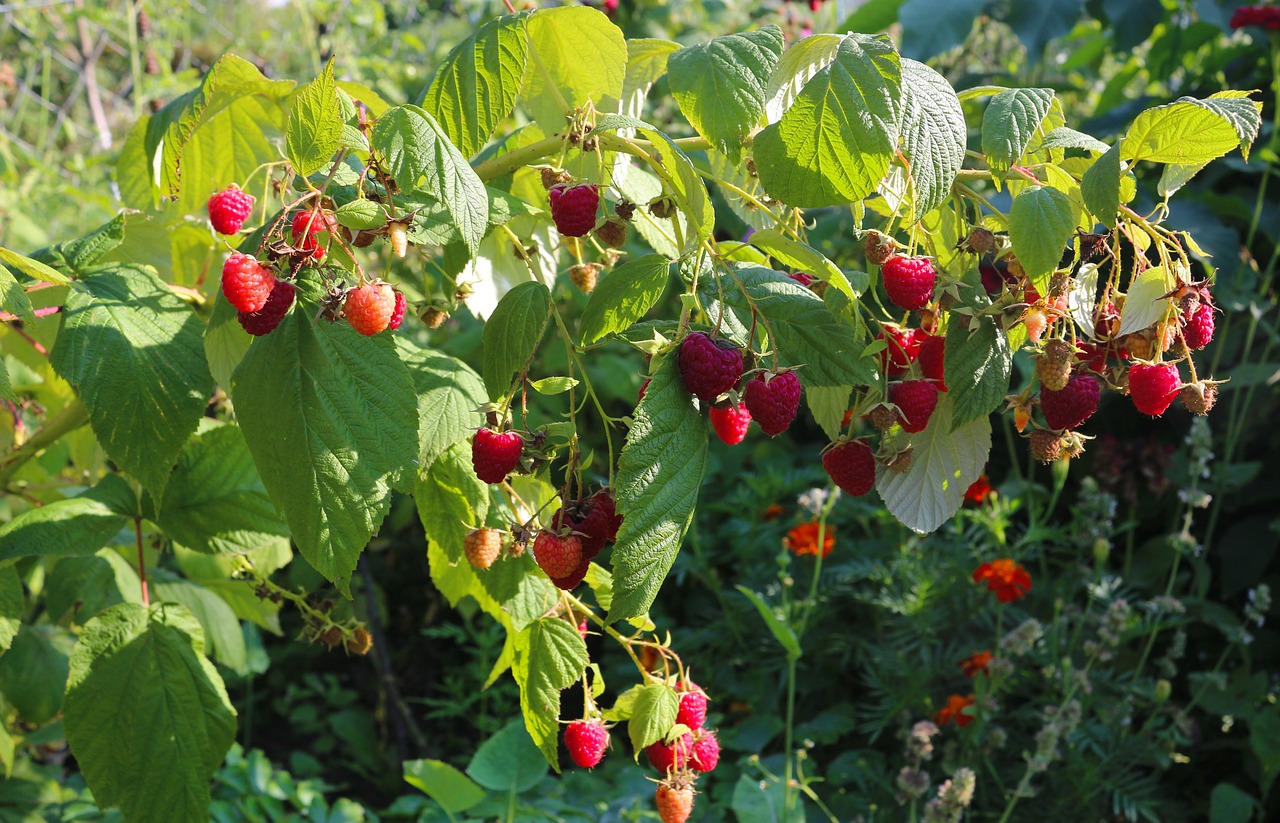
550, 556, 591, 591
590, 490, 623, 541
1181, 302, 1215, 350
564, 720, 609, 769
744, 371, 802, 436
1040, 374, 1101, 431
388, 291, 407, 331
709, 402, 751, 445
787, 271, 816, 288
221, 253, 276, 313
291, 209, 335, 260
1077, 342, 1109, 374
678, 332, 744, 404
533, 530, 583, 579
345, 282, 397, 336
676, 686, 707, 731
548, 184, 600, 237
553, 498, 610, 560
645, 733, 693, 774
471, 428, 523, 484
918, 334, 947, 390
690, 732, 720, 773
207, 185, 255, 235
822, 440, 876, 497
889, 380, 939, 433
878, 324, 923, 377
237, 279, 295, 336
880, 255, 937, 310
1129, 363, 1181, 416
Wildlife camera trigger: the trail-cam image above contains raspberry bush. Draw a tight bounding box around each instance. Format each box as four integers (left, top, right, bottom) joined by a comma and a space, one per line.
0, 4, 1264, 821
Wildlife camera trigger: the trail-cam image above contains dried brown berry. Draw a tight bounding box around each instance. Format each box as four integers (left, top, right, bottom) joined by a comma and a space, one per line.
570, 263, 602, 293
1029, 430, 1065, 463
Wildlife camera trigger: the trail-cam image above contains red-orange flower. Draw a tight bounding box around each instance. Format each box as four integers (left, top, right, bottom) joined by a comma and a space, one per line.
933, 693, 976, 727
762, 504, 786, 521
784, 521, 836, 557
964, 475, 992, 504
972, 558, 1031, 603
959, 650, 993, 678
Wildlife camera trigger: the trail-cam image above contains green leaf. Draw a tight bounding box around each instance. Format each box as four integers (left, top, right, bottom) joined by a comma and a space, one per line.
627, 683, 680, 758
144, 423, 288, 555
0, 265, 35, 326
55, 213, 129, 274
529, 376, 578, 395
945, 311, 1012, 429
0, 625, 74, 723
45, 550, 143, 625
737, 586, 801, 658
0, 473, 135, 562
1081, 141, 1123, 229
416, 443, 489, 562
607, 358, 707, 623
522, 6, 626, 136
1008, 186, 1076, 286
896, 59, 966, 218
204, 291, 252, 391
64, 603, 236, 823
668, 27, 784, 161
51, 264, 214, 496
578, 254, 670, 344
806, 385, 852, 441
286, 60, 343, 176
763, 34, 842, 123
397, 339, 489, 472
369, 105, 488, 255
981, 88, 1055, 172
231, 305, 418, 596
875, 393, 992, 533
174, 542, 289, 633
1117, 265, 1176, 337
704, 264, 874, 387
1250, 707, 1280, 798
731, 773, 806, 823
0, 567, 22, 654
403, 759, 486, 814
512, 617, 588, 768
420, 12, 531, 158
335, 199, 386, 231
1041, 126, 1110, 153
466, 718, 547, 794
0, 246, 72, 285
747, 229, 854, 301
754, 34, 901, 207
150, 573, 247, 674
1209, 783, 1256, 823
621, 39, 681, 117
482, 281, 552, 400
1124, 94, 1262, 165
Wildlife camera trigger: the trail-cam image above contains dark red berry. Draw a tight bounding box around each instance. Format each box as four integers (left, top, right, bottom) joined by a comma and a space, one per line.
237, 280, 295, 336
471, 428, 523, 484
889, 380, 939, 433
678, 333, 744, 404
880, 255, 937, 310
388, 291, 407, 330
1040, 374, 1101, 431
548, 184, 600, 237
822, 440, 876, 497
744, 371, 802, 436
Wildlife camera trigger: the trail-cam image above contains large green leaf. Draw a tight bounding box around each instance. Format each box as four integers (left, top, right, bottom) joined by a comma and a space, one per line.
620, 39, 681, 117
578, 254, 670, 344
876, 393, 992, 533
45, 550, 144, 625
150, 573, 247, 674
0, 625, 74, 723
668, 27, 784, 161
981, 88, 1055, 172
231, 306, 418, 595
628, 683, 679, 758
1008, 186, 1076, 286
896, 59, 966, 218
370, 105, 488, 255
63, 603, 236, 823
512, 617, 588, 768
754, 34, 901, 207
522, 6, 626, 136
420, 12, 531, 158
945, 309, 1013, 429
608, 357, 707, 623
763, 34, 842, 123
144, 423, 288, 555
1117, 264, 1176, 337
397, 340, 489, 472
482, 280, 552, 400
0, 245, 73, 285
0, 567, 22, 655
415, 443, 489, 562
467, 718, 547, 794
0, 473, 135, 562
747, 229, 855, 300
1081, 141, 1123, 228
404, 759, 486, 813
50, 264, 214, 496
286, 59, 343, 177
1124, 93, 1262, 165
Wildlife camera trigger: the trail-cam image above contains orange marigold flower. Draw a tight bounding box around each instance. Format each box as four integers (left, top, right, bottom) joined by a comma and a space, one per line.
762, 504, 786, 521
972, 558, 1031, 603
933, 693, 976, 727
964, 474, 991, 504
784, 521, 835, 557
959, 650, 993, 678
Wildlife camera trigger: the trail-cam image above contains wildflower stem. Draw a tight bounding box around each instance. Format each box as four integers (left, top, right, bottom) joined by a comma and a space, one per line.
783, 653, 799, 815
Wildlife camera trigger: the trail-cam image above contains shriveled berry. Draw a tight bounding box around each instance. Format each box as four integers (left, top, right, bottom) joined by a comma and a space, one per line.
471, 428, 523, 484
1129, 363, 1181, 416
889, 380, 939, 433
690, 732, 720, 773
564, 720, 609, 769
1182, 302, 1215, 350
645, 733, 693, 774
570, 263, 601, 293
743, 371, 802, 436
221, 253, 276, 313
822, 440, 876, 497
207, 185, 255, 235
1029, 429, 1066, 463
533, 530, 583, 580
918, 334, 947, 390
880, 255, 936, 310
709, 403, 751, 445
344, 282, 397, 336
541, 167, 571, 190
864, 231, 897, 266
237, 279, 295, 336
1040, 374, 1100, 431
1179, 381, 1218, 415
549, 184, 600, 237
594, 218, 627, 248
678, 333, 744, 404
388, 291, 407, 330
464, 528, 503, 571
